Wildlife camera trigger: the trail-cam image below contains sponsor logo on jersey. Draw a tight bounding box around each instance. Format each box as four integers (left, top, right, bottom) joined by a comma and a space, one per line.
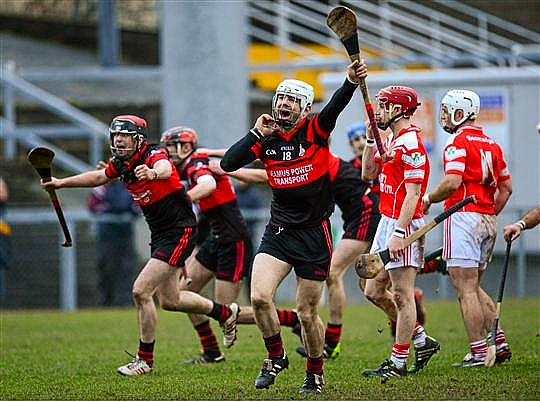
270, 164, 314, 185
132, 189, 152, 205
466, 135, 495, 144
378, 173, 393, 194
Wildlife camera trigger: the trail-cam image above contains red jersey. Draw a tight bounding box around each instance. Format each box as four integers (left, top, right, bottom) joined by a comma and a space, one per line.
443, 125, 510, 214
374, 125, 430, 219
181, 152, 236, 212
177, 153, 250, 241
250, 115, 334, 228
105, 144, 195, 233
221, 78, 358, 228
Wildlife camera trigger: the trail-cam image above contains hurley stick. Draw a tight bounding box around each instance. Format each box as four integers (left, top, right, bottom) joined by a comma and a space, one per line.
28, 147, 73, 247
355, 195, 476, 279
326, 6, 387, 160
485, 241, 512, 367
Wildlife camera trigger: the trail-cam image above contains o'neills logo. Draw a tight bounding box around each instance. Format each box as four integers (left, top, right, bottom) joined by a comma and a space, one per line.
270, 164, 313, 185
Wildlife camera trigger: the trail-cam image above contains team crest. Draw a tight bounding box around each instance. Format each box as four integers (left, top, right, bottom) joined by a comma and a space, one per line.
445, 146, 457, 159
403, 151, 425, 168
299, 143, 306, 157
445, 146, 466, 160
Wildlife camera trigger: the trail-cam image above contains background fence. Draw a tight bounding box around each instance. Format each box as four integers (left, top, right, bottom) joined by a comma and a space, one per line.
4, 205, 538, 310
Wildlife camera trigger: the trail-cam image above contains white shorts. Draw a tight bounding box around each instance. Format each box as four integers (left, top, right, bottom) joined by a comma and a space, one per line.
443, 212, 497, 269
370, 215, 425, 270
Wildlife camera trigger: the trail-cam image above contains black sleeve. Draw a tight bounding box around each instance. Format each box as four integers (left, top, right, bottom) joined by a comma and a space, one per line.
220, 130, 260, 172
317, 78, 358, 133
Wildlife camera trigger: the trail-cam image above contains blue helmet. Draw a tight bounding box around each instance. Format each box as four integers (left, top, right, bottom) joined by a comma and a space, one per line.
347, 122, 366, 141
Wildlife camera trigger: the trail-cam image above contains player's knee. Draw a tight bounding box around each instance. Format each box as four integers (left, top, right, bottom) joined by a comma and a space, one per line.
364, 283, 383, 304
392, 291, 407, 310
296, 304, 317, 325
250, 291, 272, 311
326, 271, 341, 288
132, 287, 151, 306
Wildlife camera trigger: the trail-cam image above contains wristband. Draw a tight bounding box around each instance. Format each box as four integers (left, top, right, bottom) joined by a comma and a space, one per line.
366, 138, 375, 147
422, 193, 431, 206
151, 169, 158, 180
516, 220, 526, 231
392, 227, 406, 239
249, 127, 263, 141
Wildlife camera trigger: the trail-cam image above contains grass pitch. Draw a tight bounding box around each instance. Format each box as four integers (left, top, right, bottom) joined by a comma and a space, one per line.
1, 299, 538, 400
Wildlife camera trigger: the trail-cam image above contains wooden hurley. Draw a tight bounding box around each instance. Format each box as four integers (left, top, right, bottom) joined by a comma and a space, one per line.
355, 195, 476, 279
326, 6, 387, 160
28, 147, 73, 247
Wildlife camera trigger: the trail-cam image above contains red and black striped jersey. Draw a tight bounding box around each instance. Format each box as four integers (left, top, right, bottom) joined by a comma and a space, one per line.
221, 78, 358, 229
105, 143, 195, 234
253, 115, 334, 228
329, 155, 371, 221
177, 153, 250, 241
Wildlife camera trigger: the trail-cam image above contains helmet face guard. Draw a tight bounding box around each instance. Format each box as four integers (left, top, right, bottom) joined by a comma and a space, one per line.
272, 79, 314, 129
440, 90, 480, 133
376, 86, 420, 130
109, 115, 148, 161
160, 126, 198, 164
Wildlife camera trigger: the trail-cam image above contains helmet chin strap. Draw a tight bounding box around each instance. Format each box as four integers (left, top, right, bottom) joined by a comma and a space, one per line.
175, 143, 196, 167
111, 136, 145, 161
275, 118, 294, 130
444, 113, 476, 134
273, 97, 305, 130
378, 106, 414, 130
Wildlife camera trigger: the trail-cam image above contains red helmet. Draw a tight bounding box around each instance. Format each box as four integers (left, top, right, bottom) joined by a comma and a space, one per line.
160, 126, 198, 149
109, 115, 148, 160
376, 86, 420, 118
109, 115, 147, 138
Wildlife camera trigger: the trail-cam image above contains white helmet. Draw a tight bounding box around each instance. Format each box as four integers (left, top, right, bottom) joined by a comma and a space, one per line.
440, 90, 480, 131
272, 79, 314, 128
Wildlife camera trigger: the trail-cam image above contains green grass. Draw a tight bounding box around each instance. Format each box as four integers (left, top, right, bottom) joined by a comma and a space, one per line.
1, 299, 539, 400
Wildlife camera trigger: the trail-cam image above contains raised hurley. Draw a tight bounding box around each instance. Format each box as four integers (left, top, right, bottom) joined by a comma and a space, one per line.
326, 6, 387, 160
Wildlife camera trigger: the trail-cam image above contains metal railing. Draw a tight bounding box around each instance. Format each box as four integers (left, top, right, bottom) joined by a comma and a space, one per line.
1, 0, 538, 173
1, 61, 106, 172
1, 62, 161, 173
247, 0, 540, 70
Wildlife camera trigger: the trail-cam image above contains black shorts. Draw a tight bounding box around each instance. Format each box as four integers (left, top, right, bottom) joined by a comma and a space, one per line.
196, 237, 253, 283
150, 226, 197, 267
342, 192, 380, 242
257, 219, 333, 281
